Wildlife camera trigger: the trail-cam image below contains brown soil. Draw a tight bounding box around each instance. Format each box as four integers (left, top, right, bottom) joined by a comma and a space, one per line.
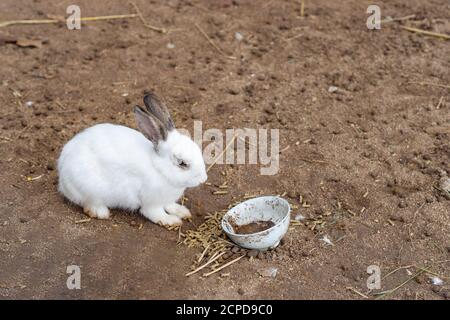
0, 0, 449, 300
232, 220, 275, 235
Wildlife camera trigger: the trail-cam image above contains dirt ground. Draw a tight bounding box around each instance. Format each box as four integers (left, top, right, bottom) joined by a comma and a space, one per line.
0, 0, 449, 300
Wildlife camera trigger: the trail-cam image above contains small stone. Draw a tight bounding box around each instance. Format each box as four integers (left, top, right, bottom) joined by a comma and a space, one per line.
227, 87, 239, 95
19, 217, 30, 223
328, 86, 338, 93
258, 267, 278, 278
231, 246, 240, 253
441, 289, 450, 300
398, 200, 408, 208
46, 163, 55, 171
237, 288, 245, 295
425, 196, 434, 203
439, 177, 450, 193
389, 213, 405, 223
414, 275, 425, 284
247, 249, 259, 257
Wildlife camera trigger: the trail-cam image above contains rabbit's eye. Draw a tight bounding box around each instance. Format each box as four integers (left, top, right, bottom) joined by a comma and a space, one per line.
176, 158, 189, 169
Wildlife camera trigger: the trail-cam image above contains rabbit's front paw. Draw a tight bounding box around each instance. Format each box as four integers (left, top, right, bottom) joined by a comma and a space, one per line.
83, 205, 110, 219
164, 203, 192, 219
158, 214, 183, 227
141, 206, 183, 227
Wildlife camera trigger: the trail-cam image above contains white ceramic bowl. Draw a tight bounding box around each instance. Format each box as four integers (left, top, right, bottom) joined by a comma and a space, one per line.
221, 196, 290, 251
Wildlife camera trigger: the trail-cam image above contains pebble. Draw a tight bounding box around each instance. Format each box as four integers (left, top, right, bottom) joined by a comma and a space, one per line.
227, 87, 240, 95
247, 249, 259, 257
398, 200, 408, 208
389, 213, 405, 223
328, 86, 338, 93
439, 177, 450, 193
231, 246, 240, 253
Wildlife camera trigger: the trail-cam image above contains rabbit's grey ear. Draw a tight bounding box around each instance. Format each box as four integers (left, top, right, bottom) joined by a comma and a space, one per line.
134, 105, 168, 145
143, 92, 175, 131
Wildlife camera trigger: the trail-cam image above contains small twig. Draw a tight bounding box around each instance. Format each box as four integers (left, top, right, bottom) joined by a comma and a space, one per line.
436, 96, 444, 109
374, 269, 426, 299
55, 100, 66, 110
213, 190, 229, 195
26, 174, 44, 181
207, 133, 237, 173
203, 255, 245, 277
75, 218, 91, 224
284, 33, 304, 42
129, 1, 167, 33
414, 266, 448, 280
381, 265, 414, 281
300, 0, 305, 18
298, 158, 328, 164
0, 14, 139, 28
79, 14, 139, 22
0, 19, 58, 28
197, 245, 210, 264
380, 14, 416, 24
346, 287, 369, 299
177, 226, 182, 243
185, 251, 225, 276
401, 26, 450, 40
194, 23, 236, 60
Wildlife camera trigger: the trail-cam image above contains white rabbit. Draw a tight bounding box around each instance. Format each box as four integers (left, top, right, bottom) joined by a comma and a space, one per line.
57, 92, 207, 227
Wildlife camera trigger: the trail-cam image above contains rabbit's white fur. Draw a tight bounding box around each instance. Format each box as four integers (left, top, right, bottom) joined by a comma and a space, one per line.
58, 123, 207, 226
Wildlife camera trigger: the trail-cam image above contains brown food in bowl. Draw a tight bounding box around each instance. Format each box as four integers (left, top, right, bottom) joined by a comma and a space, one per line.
232, 220, 275, 234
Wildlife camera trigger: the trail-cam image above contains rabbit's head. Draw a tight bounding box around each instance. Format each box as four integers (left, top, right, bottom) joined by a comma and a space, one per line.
134, 92, 207, 188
